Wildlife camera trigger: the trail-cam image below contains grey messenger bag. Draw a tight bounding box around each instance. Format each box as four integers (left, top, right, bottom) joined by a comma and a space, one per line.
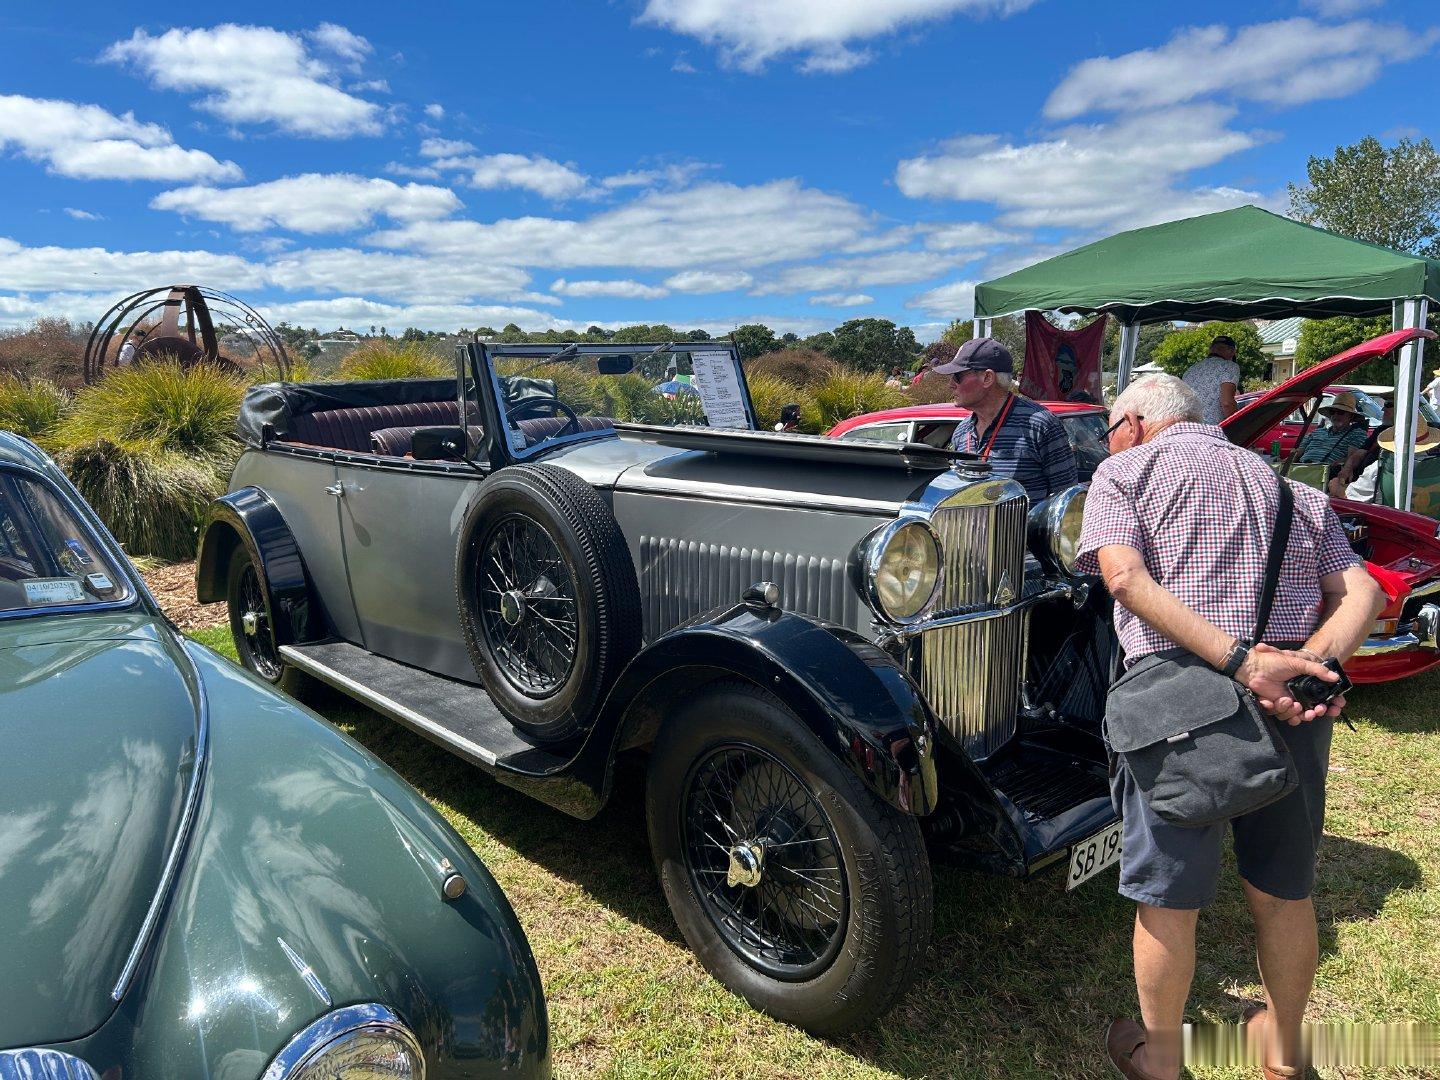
1104, 480, 1301, 828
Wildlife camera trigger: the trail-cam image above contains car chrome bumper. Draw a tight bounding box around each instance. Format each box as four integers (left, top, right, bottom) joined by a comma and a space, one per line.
1356, 603, 1440, 656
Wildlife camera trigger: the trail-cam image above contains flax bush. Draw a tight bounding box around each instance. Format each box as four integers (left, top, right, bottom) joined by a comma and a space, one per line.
745, 373, 815, 432
336, 340, 449, 381
61, 440, 218, 560
0, 376, 72, 446
809, 371, 906, 431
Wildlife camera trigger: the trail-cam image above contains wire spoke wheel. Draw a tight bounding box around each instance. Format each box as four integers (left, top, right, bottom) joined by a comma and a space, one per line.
236, 562, 281, 680
682, 743, 849, 981
477, 514, 579, 697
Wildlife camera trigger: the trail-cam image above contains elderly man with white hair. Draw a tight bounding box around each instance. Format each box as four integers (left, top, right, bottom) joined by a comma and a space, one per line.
1076, 374, 1384, 1080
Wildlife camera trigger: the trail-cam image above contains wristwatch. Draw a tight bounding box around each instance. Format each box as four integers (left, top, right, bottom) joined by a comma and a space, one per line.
1219, 638, 1251, 678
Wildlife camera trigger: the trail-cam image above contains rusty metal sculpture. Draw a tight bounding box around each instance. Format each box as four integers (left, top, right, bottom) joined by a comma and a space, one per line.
84, 285, 291, 383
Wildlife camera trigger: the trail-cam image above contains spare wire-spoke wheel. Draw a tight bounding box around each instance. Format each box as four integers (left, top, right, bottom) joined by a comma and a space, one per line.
457, 464, 641, 743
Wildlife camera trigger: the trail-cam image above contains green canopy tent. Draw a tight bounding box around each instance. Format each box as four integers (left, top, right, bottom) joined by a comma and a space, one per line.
971, 205, 1440, 511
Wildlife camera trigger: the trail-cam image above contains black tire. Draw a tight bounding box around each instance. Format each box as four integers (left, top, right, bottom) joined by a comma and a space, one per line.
647, 680, 933, 1035
225, 545, 308, 697
456, 464, 642, 743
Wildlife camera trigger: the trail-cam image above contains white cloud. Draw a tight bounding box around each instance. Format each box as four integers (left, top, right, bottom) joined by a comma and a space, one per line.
0, 94, 241, 182
1299, 0, 1382, 17
152, 174, 462, 234
752, 251, 955, 295
104, 24, 384, 138
420, 137, 474, 157
435, 153, 592, 199
307, 22, 372, 65
1046, 19, 1439, 119
349, 78, 390, 93
810, 293, 873, 306
0, 236, 266, 295
424, 103, 445, 119
369, 179, 881, 270
639, 0, 1036, 73
664, 269, 753, 293
923, 222, 1023, 250
896, 105, 1264, 231
261, 297, 568, 333
601, 162, 713, 190
905, 279, 976, 319
63, 208, 103, 221
551, 277, 670, 300
384, 161, 441, 180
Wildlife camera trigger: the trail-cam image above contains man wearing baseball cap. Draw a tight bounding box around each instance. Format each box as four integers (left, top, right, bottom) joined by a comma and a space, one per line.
932, 337, 1078, 504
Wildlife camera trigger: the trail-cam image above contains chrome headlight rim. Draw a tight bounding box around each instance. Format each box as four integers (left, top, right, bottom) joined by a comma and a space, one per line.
262, 1002, 425, 1080
860, 517, 944, 626
1040, 483, 1089, 577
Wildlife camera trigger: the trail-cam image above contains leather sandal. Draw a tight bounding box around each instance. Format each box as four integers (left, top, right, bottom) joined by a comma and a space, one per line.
1243, 1005, 1311, 1079
1105, 1019, 1169, 1080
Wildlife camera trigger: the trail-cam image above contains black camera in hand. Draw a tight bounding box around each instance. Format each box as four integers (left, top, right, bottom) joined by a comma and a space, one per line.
1285, 656, 1352, 708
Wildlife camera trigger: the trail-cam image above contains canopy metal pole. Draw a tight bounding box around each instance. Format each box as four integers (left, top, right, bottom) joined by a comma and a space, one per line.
1392, 298, 1430, 512
1116, 323, 1140, 398
972, 317, 993, 338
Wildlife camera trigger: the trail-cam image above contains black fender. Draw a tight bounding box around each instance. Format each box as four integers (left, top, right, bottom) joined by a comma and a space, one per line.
195, 487, 323, 646
558, 604, 943, 818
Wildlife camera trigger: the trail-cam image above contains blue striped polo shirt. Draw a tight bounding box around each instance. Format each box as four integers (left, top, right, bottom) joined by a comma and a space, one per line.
951, 395, 1079, 504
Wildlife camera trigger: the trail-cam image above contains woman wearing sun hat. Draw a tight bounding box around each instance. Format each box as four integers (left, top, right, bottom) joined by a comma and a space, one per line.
1425, 368, 1440, 411
1344, 418, 1440, 504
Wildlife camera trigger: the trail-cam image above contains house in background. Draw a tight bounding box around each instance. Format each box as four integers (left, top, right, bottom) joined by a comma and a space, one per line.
1256, 316, 1305, 382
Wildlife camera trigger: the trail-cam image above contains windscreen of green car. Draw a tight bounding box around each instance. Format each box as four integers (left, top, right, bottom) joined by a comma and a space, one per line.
0, 470, 131, 616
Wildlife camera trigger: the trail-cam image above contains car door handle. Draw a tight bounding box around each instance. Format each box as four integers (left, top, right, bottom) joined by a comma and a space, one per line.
325, 482, 345, 497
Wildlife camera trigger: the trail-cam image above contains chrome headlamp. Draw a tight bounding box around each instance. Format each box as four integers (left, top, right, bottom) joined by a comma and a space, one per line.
263, 1003, 425, 1080
861, 519, 943, 623
1030, 484, 1088, 576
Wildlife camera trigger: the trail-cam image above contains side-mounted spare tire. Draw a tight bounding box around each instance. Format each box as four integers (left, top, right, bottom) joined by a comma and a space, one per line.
456, 463, 642, 743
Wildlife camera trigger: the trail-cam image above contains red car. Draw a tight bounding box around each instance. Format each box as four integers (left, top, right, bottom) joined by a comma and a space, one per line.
1236, 383, 1440, 457
827, 329, 1440, 684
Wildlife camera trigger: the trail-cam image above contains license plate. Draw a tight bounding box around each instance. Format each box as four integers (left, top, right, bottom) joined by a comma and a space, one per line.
1066, 820, 1123, 890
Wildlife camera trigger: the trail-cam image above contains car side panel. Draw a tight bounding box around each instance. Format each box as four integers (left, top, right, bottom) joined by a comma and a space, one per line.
333, 462, 482, 681
231, 450, 363, 644
54, 644, 550, 1079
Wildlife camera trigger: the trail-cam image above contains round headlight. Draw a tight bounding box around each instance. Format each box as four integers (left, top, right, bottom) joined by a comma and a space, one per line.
1044, 484, 1088, 576
264, 1004, 425, 1080
864, 520, 942, 622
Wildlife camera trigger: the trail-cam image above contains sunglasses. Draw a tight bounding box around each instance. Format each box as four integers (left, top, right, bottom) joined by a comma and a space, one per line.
948, 368, 985, 384
1105, 414, 1143, 436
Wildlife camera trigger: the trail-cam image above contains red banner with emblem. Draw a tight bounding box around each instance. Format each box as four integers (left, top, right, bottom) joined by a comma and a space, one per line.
1020, 311, 1106, 403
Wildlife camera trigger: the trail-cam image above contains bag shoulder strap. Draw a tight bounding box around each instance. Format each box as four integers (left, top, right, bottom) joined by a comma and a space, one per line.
1252, 479, 1294, 644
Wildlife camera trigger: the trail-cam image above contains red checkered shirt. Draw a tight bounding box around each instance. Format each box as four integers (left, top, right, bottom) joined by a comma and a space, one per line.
1075, 423, 1361, 666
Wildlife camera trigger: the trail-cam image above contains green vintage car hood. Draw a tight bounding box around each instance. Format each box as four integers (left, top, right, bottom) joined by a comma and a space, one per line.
0, 612, 200, 1047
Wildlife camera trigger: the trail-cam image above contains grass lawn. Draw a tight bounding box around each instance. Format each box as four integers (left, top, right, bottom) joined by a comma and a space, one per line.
189, 625, 1440, 1078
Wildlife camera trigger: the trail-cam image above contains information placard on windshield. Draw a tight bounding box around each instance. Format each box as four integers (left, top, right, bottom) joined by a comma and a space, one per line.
690, 351, 748, 429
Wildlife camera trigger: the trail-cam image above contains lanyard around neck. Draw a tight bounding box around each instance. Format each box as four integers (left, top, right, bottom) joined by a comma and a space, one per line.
970, 393, 1016, 460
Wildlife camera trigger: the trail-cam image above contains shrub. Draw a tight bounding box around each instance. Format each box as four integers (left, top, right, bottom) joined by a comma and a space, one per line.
56, 359, 246, 467
809, 371, 906, 430
745, 348, 840, 388
0, 376, 72, 445
61, 440, 219, 561
745, 373, 814, 431
906, 371, 957, 405
0, 317, 87, 386
1150, 321, 1267, 384
335, 340, 448, 380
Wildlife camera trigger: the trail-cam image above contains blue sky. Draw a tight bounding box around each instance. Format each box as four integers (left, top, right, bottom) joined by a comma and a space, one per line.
1, 0, 1435, 340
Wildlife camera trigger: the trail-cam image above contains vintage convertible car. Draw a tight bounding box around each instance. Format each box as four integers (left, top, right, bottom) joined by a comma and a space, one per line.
829, 330, 1440, 685
0, 432, 548, 1078
201, 341, 1123, 1033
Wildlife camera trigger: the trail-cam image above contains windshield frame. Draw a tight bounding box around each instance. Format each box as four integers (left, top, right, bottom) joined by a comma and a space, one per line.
466, 340, 758, 466
0, 463, 143, 623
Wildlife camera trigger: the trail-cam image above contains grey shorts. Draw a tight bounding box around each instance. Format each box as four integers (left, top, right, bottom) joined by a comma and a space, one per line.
1110, 716, 1333, 909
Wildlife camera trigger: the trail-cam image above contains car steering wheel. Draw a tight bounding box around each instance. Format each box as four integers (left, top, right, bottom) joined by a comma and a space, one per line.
505, 395, 583, 441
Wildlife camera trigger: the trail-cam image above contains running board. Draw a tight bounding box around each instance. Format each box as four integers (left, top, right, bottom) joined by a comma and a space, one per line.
279, 641, 567, 775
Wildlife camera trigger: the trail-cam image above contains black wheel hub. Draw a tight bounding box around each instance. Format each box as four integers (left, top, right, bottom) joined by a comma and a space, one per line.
478, 514, 579, 696
682, 744, 849, 981
236, 564, 281, 681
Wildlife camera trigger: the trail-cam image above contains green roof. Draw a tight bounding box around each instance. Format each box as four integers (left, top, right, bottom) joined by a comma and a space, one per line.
975, 205, 1440, 324
1257, 316, 1306, 346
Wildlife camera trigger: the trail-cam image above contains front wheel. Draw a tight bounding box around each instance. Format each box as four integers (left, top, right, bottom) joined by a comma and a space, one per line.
225, 546, 308, 697
646, 680, 933, 1035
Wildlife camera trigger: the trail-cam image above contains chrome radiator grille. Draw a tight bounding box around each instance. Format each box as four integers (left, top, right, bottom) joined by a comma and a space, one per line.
638, 536, 860, 641
918, 491, 1028, 758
